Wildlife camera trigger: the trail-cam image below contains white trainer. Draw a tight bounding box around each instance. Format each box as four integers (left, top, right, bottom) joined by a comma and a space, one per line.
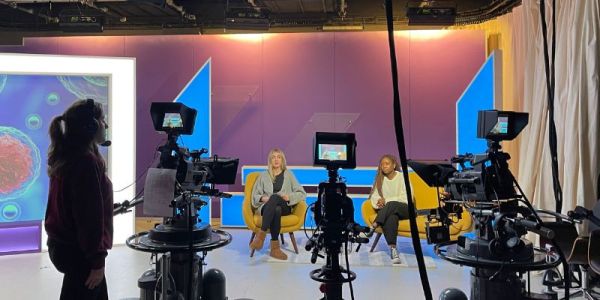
390, 247, 402, 264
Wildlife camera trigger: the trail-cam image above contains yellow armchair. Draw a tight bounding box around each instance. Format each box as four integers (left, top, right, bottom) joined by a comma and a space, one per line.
361, 172, 472, 251
242, 172, 308, 257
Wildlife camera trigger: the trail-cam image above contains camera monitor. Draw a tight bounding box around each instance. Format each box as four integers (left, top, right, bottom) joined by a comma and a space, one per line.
150, 102, 197, 135
200, 157, 239, 185
477, 110, 529, 141
313, 132, 356, 169
407, 160, 457, 188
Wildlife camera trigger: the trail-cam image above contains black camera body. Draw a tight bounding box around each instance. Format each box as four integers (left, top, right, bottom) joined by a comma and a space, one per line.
307, 132, 369, 300
148, 102, 239, 240
411, 111, 563, 300
312, 132, 357, 229
151, 102, 239, 195
412, 110, 535, 258
446, 152, 518, 204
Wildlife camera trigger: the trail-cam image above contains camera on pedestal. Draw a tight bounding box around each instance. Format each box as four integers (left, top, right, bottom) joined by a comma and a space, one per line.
410, 110, 561, 300
121, 102, 238, 300
306, 132, 370, 300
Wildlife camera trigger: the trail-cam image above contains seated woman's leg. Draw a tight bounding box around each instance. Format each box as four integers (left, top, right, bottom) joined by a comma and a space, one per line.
269, 206, 282, 240
260, 196, 279, 233
250, 195, 284, 251
374, 201, 397, 227
266, 195, 291, 260
382, 213, 400, 246
378, 202, 406, 264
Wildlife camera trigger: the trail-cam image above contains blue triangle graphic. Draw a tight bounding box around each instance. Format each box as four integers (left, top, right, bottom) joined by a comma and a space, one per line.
175, 59, 212, 155
456, 52, 499, 155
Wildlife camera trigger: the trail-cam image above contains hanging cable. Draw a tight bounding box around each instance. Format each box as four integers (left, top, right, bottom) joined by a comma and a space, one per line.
384, 0, 432, 299
539, 0, 563, 214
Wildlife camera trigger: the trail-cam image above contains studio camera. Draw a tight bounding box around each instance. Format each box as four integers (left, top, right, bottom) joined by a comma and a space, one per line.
411, 110, 561, 300
146, 102, 238, 245
118, 102, 238, 300
306, 132, 370, 300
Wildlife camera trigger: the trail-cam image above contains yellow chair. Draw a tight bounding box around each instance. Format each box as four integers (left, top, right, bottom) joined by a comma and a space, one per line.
361, 172, 472, 251
242, 172, 308, 257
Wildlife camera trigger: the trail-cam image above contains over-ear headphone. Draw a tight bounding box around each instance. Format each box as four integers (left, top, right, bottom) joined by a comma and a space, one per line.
84, 99, 99, 135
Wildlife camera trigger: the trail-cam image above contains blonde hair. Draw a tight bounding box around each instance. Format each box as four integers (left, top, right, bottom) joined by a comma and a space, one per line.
267, 148, 287, 181
369, 154, 401, 199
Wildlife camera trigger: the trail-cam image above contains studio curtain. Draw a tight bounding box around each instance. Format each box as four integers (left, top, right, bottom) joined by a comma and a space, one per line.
461, 0, 600, 215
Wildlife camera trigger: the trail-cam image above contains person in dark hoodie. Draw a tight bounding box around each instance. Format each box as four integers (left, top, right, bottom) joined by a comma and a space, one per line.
44, 99, 112, 300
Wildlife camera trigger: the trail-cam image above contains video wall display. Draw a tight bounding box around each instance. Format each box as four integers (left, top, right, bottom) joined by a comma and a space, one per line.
0, 74, 109, 223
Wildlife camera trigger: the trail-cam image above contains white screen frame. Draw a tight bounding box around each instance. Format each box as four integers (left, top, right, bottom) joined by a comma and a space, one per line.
0, 53, 136, 249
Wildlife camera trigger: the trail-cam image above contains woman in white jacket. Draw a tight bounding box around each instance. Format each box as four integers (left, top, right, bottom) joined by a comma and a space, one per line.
368, 154, 411, 264
249, 148, 306, 260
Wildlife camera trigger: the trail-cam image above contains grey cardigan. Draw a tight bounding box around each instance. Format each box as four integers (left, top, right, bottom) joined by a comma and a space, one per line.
251, 170, 306, 215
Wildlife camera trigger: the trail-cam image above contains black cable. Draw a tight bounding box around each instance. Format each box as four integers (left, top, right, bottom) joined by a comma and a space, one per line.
539, 0, 563, 214
538, 2, 569, 298
187, 193, 194, 300
113, 138, 165, 192
344, 239, 355, 300
512, 175, 570, 300
303, 202, 316, 239
383, 1, 432, 299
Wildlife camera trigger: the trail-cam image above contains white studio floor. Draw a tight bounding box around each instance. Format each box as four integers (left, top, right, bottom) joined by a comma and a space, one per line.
0, 228, 587, 300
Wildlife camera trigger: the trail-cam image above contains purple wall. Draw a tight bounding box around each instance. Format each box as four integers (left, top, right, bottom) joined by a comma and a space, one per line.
0, 30, 485, 191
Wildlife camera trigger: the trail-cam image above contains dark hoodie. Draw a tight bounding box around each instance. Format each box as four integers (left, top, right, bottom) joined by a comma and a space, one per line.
45, 152, 113, 269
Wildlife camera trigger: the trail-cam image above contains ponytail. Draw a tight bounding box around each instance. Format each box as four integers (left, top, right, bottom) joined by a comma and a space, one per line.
47, 115, 66, 176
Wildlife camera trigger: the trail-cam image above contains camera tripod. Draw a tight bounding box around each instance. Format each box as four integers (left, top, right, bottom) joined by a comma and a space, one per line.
307, 167, 368, 300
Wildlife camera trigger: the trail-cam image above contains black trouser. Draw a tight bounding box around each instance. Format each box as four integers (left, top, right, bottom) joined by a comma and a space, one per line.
261, 194, 292, 240
47, 238, 108, 300
374, 201, 409, 246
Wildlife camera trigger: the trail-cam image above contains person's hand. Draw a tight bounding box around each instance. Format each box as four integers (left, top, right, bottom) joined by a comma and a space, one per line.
85, 267, 105, 289
440, 191, 451, 200
376, 198, 385, 208
261, 195, 270, 202
280, 194, 290, 202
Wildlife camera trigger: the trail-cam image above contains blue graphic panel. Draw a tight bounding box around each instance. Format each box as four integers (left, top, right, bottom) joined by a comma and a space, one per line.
221, 193, 369, 228
303, 195, 369, 227
198, 197, 211, 225
0, 74, 109, 222
221, 194, 245, 227
175, 59, 211, 154
456, 52, 498, 155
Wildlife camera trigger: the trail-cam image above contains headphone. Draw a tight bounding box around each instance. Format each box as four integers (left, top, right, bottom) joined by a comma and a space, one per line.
85, 99, 107, 203
83, 99, 99, 135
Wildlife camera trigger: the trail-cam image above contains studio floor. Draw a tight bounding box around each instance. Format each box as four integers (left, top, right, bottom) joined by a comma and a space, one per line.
0, 228, 591, 300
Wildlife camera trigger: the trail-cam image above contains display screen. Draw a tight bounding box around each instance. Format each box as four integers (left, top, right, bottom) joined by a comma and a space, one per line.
162, 113, 183, 128
491, 116, 509, 134
317, 144, 347, 161
0, 74, 109, 223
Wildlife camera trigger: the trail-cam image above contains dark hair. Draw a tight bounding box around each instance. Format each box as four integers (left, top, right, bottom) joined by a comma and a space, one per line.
47, 99, 105, 177
369, 154, 401, 199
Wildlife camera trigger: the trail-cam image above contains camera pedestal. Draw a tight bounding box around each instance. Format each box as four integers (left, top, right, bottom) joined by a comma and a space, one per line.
436, 242, 560, 300
127, 227, 232, 300
309, 252, 357, 300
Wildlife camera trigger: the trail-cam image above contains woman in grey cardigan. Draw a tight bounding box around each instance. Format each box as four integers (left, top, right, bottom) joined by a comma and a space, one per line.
250, 148, 306, 260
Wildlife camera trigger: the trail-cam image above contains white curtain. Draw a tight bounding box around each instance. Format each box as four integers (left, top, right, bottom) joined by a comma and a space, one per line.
516, 0, 600, 216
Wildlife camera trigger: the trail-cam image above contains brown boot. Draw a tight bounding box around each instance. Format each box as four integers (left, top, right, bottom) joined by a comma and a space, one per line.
250, 230, 266, 250
269, 240, 288, 260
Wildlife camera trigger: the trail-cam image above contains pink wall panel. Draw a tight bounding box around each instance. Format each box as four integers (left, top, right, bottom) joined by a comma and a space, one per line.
0, 30, 485, 173
406, 30, 485, 160
261, 33, 335, 165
